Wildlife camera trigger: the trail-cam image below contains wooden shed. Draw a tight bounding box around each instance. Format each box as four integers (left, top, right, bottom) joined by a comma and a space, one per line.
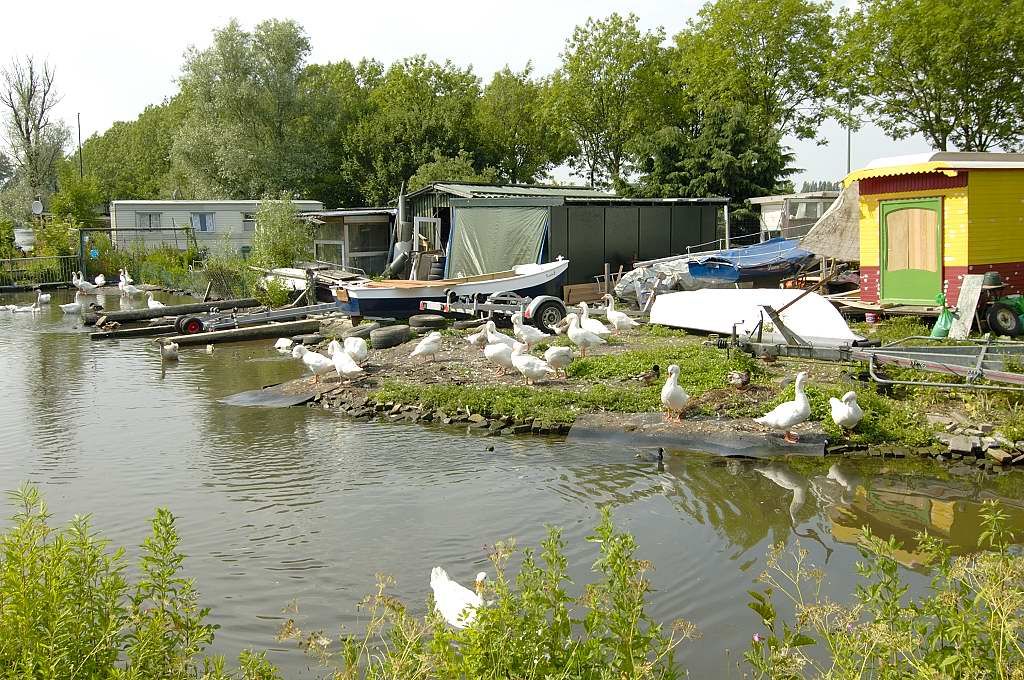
847, 152, 1024, 305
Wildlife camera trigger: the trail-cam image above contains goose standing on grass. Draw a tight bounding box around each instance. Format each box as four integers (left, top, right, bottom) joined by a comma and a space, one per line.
578, 302, 612, 337
483, 341, 515, 374
829, 391, 864, 434
484, 320, 516, 348
158, 339, 179, 361
465, 325, 489, 348
292, 345, 334, 383
511, 312, 551, 350
274, 337, 293, 352
601, 294, 640, 331
146, 292, 165, 309
756, 371, 811, 443
430, 568, 486, 629
565, 313, 605, 357
333, 348, 365, 379
410, 331, 442, 361
544, 345, 574, 379
35, 289, 50, 305
510, 342, 556, 385
59, 291, 84, 314
343, 336, 369, 365
660, 364, 690, 421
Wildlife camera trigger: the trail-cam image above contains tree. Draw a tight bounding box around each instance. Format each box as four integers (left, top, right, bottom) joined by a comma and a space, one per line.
50, 162, 104, 224
407, 150, 498, 191
674, 0, 837, 141
842, 0, 1024, 151
547, 13, 668, 187
250, 194, 312, 269
476, 65, 566, 183
0, 57, 69, 205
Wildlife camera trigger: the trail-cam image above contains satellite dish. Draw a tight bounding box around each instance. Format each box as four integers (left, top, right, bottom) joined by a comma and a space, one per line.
30, 200, 43, 216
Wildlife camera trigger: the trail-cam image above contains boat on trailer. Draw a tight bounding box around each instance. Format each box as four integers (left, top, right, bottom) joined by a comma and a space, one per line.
331, 259, 569, 319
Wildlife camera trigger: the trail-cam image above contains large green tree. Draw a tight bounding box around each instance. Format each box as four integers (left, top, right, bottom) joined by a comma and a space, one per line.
674, 0, 837, 141
547, 13, 668, 187
842, 0, 1024, 151
407, 150, 498, 191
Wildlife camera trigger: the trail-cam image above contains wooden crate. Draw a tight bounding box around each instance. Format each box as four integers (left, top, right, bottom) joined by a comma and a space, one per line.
563, 283, 605, 305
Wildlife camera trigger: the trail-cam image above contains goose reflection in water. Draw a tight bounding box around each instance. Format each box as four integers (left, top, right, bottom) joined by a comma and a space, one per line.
755, 461, 834, 563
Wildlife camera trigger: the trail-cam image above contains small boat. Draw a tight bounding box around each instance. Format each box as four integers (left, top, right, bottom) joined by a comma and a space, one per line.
686, 238, 815, 284
332, 260, 569, 318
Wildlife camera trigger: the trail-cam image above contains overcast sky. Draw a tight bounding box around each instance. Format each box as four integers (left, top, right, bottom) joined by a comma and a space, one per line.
1, 0, 931, 191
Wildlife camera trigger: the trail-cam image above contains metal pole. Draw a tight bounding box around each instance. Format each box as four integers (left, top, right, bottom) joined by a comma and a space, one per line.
77, 113, 84, 178
723, 203, 731, 248
846, 105, 852, 175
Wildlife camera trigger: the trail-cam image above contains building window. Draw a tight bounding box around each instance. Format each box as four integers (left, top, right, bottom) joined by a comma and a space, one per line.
136, 212, 161, 230
191, 212, 215, 233
242, 213, 256, 232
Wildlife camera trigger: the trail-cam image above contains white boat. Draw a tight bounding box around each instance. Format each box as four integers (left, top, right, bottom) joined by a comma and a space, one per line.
332, 259, 569, 318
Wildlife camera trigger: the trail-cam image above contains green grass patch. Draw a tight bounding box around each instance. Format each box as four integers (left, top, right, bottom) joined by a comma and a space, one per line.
568, 345, 760, 391
636, 324, 688, 339
851, 316, 933, 344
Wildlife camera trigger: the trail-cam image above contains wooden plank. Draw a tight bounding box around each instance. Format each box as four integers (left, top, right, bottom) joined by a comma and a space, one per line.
83, 298, 261, 326
949, 274, 985, 339
90, 324, 176, 340
563, 283, 605, 305
164, 319, 322, 346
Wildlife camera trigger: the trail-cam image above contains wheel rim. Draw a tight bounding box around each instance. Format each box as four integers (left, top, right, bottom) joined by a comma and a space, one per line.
996, 308, 1016, 329
185, 320, 202, 334
540, 306, 563, 327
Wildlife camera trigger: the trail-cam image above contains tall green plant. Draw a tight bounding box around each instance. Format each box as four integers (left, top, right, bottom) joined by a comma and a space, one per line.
250, 196, 312, 270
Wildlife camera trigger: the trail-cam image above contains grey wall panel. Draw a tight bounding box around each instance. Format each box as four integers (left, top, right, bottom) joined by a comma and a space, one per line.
671, 206, 701, 253
566, 205, 605, 285
639, 206, 671, 260
549, 206, 568, 261
604, 206, 639, 271
700, 206, 718, 244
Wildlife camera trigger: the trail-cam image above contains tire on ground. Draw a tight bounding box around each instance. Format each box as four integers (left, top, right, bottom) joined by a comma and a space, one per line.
293, 333, 323, 345
370, 324, 411, 349
342, 322, 380, 339
452, 318, 486, 330
408, 313, 448, 329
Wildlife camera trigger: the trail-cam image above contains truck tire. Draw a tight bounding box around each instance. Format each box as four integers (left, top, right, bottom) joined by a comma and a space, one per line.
409, 313, 447, 329
342, 322, 380, 339
532, 300, 567, 334
987, 302, 1023, 336
370, 324, 410, 349
178, 315, 205, 335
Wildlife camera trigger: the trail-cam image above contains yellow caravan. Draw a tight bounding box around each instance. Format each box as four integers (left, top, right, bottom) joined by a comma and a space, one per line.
843, 152, 1024, 305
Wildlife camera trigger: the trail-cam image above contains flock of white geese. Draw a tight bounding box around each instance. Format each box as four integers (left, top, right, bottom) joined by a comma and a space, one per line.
2, 268, 168, 316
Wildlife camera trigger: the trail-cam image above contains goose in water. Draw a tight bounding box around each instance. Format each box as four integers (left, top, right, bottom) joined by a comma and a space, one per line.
660, 364, 690, 421
94, 273, 106, 287
484, 342, 514, 374
829, 391, 864, 433
511, 312, 551, 350
274, 337, 293, 352
35, 289, 51, 305
292, 345, 334, 383
119, 268, 134, 285
158, 339, 179, 361
601, 294, 640, 331
430, 568, 486, 629
410, 331, 442, 361
484, 320, 516, 347
465, 325, 489, 348
343, 336, 369, 365
59, 291, 84, 315
755, 371, 811, 443
333, 348, 365, 379
510, 342, 555, 385
75, 272, 99, 294
146, 292, 165, 309
121, 282, 143, 297
565, 313, 605, 357
543, 345, 573, 378
11, 301, 40, 313
578, 302, 612, 337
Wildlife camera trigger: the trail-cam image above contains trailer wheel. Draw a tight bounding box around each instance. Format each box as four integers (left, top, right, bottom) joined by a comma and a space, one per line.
987, 302, 1023, 336
533, 300, 566, 334
179, 316, 205, 335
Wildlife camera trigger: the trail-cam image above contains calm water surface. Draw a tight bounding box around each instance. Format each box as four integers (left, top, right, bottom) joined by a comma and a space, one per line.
2, 288, 1023, 677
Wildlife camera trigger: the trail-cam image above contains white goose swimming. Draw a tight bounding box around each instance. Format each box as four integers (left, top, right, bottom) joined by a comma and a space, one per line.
565, 312, 605, 357
159, 339, 179, 361
756, 371, 811, 443
59, 291, 84, 314
510, 342, 555, 385
511, 312, 551, 350
544, 345, 574, 378
578, 302, 612, 337
430, 567, 485, 629
292, 345, 334, 383
343, 336, 369, 365
75, 272, 99, 294
483, 341, 514, 374
333, 348, 365, 379
660, 364, 690, 421
121, 282, 143, 297
829, 391, 864, 433
35, 290, 51, 305
484, 320, 516, 347
94, 273, 106, 287
410, 331, 442, 361
274, 337, 294, 352
601, 294, 640, 331
11, 301, 40, 313
146, 292, 165, 309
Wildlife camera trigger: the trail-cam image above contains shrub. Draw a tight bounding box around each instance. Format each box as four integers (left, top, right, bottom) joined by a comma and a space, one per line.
34, 217, 78, 257
250, 195, 312, 270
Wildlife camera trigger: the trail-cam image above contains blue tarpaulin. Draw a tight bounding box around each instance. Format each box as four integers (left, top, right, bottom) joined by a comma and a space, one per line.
687, 238, 815, 283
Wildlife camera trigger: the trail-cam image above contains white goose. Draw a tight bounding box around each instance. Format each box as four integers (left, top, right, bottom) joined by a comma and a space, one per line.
121, 282, 143, 297
121, 268, 134, 285
343, 336, 369, 365
483, 341, 515, 374
829, 391, 864, 433
756, 371, 811, 443
292, 345, 334, 383
484, 320, 516, 348
430, 568, 486, 629
660, 364, 690, 421
75, 272, 99, 294
565, 313, 605, 357
94, 273, 106, 287
274, 337, 293, 352
326, 339, 344, 358
601, 294, 640, 331
510, 342, 555, 385
146, 292, 165, 309
544, 345, 574, 379
333, 348, 365, 379
410, 331, 442, 361
35, 290, 51, 305
578, 302, 612, 337
11, 301, 40, 313
159, 339, 179, 361
511, 312, 551, 350
465, 325, 489, 348
59, 291, 84, 315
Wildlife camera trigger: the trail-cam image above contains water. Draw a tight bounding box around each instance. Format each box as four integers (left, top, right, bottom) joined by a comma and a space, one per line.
2, 287, 1023, 676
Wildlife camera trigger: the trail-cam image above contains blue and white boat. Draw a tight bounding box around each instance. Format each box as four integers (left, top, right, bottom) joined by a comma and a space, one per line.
687, 238, 815, 284
332, 259, 569, 319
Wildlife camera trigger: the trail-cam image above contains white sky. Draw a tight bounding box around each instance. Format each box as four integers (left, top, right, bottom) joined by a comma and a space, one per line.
0, 0, 931, 194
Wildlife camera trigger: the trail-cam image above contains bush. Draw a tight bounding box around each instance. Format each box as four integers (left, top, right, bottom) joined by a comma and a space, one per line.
34, 217, 78, 257
250, 195, 312, 270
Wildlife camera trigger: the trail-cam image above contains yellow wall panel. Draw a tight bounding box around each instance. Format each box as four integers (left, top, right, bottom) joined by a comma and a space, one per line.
968, 170, 1024, 264
858, 188, 968, 267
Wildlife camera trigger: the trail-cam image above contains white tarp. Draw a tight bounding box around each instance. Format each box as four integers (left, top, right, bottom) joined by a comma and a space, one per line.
649, 289, 862, 347
448, 206, 548, 277
614, 258, 735, 304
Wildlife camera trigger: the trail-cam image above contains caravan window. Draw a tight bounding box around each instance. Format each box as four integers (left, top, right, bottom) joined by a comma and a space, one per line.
191, 212, 215, 232
136, 212, 161, 230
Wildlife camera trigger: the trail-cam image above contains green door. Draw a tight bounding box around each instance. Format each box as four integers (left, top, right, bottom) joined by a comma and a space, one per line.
879, 198, 942, 304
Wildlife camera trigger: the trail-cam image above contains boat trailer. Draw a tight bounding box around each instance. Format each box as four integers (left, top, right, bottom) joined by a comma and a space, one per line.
419, 290, 568, 333
174, 301, 344, 335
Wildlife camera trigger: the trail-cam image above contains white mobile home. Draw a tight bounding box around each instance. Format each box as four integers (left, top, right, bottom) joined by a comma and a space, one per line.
110, 200, 324, 254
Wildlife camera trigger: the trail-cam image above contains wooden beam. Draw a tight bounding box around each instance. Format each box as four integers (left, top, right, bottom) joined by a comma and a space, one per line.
83, 298, 261, 326
164, 319, 322, 346
90, 324, 176, 340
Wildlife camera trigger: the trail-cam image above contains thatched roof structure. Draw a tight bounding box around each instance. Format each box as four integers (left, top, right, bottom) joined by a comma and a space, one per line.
800, 181, 860, 262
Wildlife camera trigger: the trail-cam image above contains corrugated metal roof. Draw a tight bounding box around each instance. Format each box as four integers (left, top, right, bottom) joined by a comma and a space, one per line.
845, 152, 1024, 185
407, 182, 612, 200
306, 208, 396, 218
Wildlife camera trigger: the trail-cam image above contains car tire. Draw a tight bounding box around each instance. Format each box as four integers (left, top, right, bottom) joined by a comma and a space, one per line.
452, 319, 486, 330
178, 315, 205, 335
987, 302, 1023, 336
532, 300, 567, 334
370, 324, 410, 349
342, 322, 380, 339
408, 313, 447, 329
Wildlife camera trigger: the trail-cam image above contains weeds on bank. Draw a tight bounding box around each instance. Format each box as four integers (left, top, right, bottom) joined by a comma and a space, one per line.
746, 501, 1024, 679
851, 316, 934, 345
569, 344, 761, 387
279, 508, 696, 679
